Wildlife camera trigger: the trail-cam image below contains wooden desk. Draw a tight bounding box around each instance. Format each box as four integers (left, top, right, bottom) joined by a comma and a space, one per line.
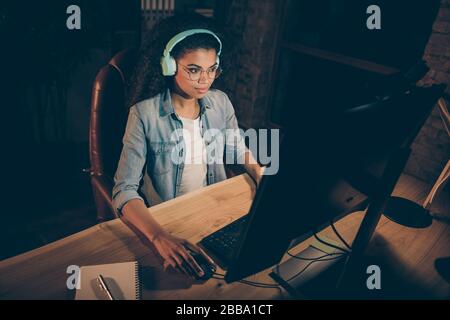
0, 174, 449, 299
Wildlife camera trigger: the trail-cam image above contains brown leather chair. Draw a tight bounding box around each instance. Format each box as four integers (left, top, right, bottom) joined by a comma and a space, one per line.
88, 48, 137, 222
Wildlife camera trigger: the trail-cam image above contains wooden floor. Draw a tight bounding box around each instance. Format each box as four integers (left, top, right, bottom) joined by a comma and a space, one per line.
387, 175, 450, 298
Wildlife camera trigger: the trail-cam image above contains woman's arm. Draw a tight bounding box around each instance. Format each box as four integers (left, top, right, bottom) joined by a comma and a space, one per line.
121, 199, 165, 242
122, 199, 214, 278
113, 107, 213, 277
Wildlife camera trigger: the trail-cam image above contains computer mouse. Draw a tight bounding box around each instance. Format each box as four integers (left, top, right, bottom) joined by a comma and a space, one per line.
188, 250, 217, 280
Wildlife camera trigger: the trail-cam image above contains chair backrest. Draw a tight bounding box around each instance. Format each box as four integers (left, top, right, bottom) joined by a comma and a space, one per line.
89, 48, 138, 181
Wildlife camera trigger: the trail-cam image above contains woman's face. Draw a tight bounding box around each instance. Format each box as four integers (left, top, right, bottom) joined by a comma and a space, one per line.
174, 48, 218, 99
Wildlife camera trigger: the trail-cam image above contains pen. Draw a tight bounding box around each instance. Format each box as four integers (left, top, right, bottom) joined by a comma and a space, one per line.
96, 274, 115, 300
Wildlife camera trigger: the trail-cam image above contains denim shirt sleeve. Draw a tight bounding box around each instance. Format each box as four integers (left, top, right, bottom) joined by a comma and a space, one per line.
223, 93, 248, 164
112, 106, 147, 216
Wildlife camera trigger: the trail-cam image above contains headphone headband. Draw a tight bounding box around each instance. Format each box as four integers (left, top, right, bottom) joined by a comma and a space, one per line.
160, 28, 222, 76
162, 28, 222, 57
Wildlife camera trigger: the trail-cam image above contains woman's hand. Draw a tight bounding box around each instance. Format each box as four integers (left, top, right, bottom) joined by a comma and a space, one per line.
152, 231, 214, 278
243, 151, 266, 187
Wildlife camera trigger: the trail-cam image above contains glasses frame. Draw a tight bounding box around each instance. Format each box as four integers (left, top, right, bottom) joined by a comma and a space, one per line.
177, 62, 222, 81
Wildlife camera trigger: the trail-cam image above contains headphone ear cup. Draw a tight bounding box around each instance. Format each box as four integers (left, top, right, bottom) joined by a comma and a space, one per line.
161, 55, 176, 76
216, 56, 220, 66
167, 56, 176, 76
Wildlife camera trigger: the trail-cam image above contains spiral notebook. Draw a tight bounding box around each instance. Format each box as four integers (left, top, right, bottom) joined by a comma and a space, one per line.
75, 261, 141, 300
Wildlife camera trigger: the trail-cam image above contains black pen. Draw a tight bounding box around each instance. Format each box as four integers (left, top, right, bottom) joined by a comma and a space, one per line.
96, 274, 115, 300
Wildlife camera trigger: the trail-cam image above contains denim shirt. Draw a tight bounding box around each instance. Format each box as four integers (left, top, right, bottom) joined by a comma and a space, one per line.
112, 88, 247, 216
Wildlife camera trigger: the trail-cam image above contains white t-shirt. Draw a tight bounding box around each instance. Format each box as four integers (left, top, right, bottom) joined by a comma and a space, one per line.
178, 116, 207, 196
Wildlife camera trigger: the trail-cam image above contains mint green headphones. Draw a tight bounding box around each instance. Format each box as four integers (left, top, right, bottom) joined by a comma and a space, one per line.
160, 28, 222, 76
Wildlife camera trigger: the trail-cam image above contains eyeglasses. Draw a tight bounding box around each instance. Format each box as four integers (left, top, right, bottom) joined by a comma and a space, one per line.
177, 62, 222, 81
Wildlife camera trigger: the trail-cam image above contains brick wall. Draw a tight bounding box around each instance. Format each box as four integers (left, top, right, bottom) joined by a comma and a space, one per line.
404, 0, 450, 184
214, 0, 282, 129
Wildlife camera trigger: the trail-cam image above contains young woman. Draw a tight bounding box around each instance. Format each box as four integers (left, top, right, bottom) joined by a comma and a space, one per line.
112, 14, 264, 278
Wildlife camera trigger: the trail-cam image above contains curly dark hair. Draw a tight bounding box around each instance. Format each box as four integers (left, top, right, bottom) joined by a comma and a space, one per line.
128, 13, 224, 107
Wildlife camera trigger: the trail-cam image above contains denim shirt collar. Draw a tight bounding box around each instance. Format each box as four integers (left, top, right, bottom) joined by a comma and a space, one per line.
159, 87, 212, 118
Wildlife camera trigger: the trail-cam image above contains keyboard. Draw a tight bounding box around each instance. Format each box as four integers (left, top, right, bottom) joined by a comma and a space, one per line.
200, 215, 249, 267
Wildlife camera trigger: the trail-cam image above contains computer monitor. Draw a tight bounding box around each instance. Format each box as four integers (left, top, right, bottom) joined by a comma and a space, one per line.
203, 83, 445, 285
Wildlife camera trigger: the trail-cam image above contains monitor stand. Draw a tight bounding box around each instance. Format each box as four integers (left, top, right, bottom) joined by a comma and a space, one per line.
382, 196, 432, 228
